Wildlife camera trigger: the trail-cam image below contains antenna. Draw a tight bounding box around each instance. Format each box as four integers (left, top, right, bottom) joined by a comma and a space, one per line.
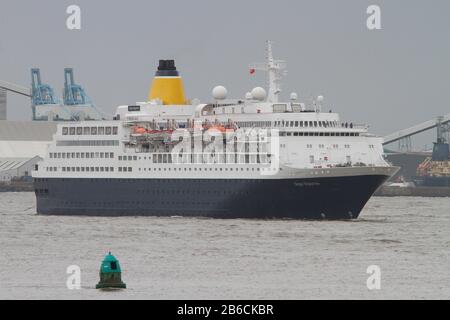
249, 40, 287, 103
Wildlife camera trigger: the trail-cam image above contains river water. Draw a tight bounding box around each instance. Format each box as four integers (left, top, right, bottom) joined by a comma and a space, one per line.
0, 192, 448, 299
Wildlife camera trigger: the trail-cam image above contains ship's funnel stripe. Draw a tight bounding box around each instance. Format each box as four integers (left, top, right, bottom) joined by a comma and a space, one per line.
148, 60, 186, 105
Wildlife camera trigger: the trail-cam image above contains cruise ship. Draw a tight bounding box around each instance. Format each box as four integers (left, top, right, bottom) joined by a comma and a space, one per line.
33, 42, 399, 219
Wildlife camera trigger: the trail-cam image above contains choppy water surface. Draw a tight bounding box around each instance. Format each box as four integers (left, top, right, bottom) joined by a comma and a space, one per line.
0, 192, 448, 299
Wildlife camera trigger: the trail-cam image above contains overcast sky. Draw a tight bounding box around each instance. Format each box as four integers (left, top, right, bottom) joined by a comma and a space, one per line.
1, 0, 449, 150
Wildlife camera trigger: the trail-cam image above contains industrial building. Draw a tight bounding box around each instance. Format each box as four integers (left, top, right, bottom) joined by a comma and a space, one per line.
0, 156, 41, 182
0, 121, 56, 182
0, 88, 6, 120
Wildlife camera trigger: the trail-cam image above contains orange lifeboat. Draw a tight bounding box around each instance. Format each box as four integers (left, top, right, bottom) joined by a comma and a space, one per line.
133, 126, 147, 134
209, 125, 226, 133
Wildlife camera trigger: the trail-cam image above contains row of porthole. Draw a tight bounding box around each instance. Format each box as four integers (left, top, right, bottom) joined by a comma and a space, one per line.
137, 167, 278, 172
45, 166, 278, 174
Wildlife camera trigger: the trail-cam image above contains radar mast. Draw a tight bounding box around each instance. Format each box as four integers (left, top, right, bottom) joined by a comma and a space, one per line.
249, 40, 287, 103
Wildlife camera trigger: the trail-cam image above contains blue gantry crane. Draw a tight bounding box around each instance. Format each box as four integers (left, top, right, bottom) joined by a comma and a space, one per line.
63, 68, 91, 106
31, 68, 59, 105
31, 68, 60, 119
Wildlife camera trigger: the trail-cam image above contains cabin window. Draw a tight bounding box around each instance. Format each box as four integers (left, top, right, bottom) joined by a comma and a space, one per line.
105, 127, 112, 135
113, 127, 118, 135
77, 127, 83, 135
62, 127, 68, 135
83, 127, 90, 135
98, 127, 105, 135
91, 127, 97, 135
69, 127, 76, 135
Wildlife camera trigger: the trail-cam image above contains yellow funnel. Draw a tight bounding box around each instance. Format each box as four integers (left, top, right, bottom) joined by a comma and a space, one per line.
148, 60, 186, 105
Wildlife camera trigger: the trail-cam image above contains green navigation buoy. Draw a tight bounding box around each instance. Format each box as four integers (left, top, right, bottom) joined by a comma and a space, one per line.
96, 252, 126, 289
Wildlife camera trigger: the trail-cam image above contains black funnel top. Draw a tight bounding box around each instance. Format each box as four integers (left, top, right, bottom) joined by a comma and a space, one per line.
155, 60, 179, 77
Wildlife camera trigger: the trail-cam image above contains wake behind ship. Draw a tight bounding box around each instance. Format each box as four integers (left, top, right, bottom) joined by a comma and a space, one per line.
33, 42, 398, 219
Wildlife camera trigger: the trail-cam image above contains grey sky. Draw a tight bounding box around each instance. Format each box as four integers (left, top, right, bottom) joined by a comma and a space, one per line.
1, 0, 449, 149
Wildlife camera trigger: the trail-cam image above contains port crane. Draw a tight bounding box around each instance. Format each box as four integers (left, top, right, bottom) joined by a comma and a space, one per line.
1, 68, 105, 121
383, 114, 450, 151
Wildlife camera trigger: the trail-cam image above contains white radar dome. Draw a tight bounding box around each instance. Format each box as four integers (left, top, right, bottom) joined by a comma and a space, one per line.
212, 86, 227, 100
251, 87, 267, 101
245, 92, 253, 100
317, 95, 324, 102
290, 92, 298, 101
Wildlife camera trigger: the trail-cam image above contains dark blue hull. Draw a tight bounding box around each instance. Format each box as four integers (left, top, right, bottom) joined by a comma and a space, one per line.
34, 175, 390, 219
